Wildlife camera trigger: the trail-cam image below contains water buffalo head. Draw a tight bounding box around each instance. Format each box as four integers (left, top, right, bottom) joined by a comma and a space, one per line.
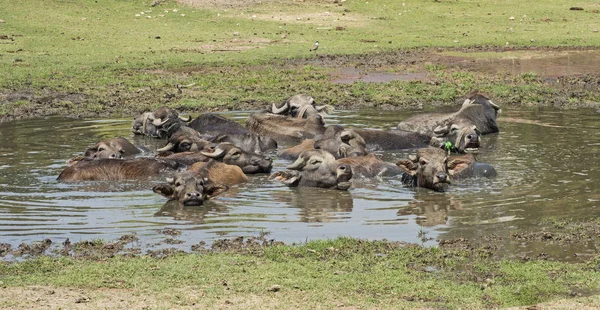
153, 172, 228, 206
271, 94, 334, 119
270, 149, 353, 190
397, 148, 451, 192
157, 126, 214, 153
200, 142, 273, 174
313, 125, 368, 158
83, 137, 140, 160
430, 124, 481, 153
132, 107, 191, 138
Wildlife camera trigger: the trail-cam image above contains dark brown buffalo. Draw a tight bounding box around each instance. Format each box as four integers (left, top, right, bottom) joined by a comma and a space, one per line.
269, 150, 352, 190
246, 113, 326, 142
156, 126, 214, 154
271, 94, 334, 118
188, 113, 278, 153
132, 107, 191, 138
337, 153, 402, 178
57, 158, 183, 182
188, 160, 249, 185
200, 142, 272, 174
159, 142, 272, 174
396, 147, 496, 192
279, 125, 368, 160
352, 129, 431, 151
397, 91, 501, 137
83, 137, 141, 159
152, 172, 228, 206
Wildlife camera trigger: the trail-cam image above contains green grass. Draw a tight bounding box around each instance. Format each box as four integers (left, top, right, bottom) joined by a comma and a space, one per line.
1, 238, 599, 308
1, 0, 600, 118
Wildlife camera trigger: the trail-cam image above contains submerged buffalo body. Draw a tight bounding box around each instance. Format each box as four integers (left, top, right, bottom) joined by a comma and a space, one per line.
270, 150, 353, 190
246, 113, 326, 142
397, 91, 500, 151
353, 129, 430, 151
271, 94, 334, 119
337, 154, 402, 178
153, 172, 228, 206
156, 126, 214, 154
188, 160, 249, 185
200, 142, 273, 174
189, 113, 277, 153
280, 125, 368, 160
58, 158, 183, 182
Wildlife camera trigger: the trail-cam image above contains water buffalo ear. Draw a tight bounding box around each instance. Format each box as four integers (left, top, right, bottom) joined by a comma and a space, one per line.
396, 159, 417, 175
213, 135, 229, 143
446, 157, 471, 176
205, 184, 229, 198
153, 184, 174, 198
429, 137, 445, 148
433, 125, 450, 136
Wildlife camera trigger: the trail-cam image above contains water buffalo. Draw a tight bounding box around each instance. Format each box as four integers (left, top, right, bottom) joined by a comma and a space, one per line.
189, 113, 277, 153
246, 113, 326, 142
352, 129, 430, 151
152, 172, 228, 206
396, 147, 496, 192
57, 158, 184, 182
156, 126, 214, 154
313, 125, 368, 158
429, 124, 481, 153
200, 142, 272, 174
279, 125, 368, 160
396, 148, 451, 192
132, 107, 191, 138
83, 137, 141, 159
188, 160, 249, 185
397, 91, 501, 137
269, 150, 353, 190
271, 94, 334, 119
337, 153, 402, 178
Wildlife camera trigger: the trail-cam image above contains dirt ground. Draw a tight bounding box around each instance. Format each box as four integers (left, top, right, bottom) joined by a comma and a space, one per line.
1, 286, 599, 309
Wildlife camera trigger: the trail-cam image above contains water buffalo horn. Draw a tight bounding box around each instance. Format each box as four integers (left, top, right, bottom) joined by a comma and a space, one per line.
286, 157, 307, 170
433, 125, 449, 136
271, 102, 289, 114
408, 155, 418, 162
201, 147, 225, 158
156, 142, 175, 153
153, 118, 170, 127
179, 115, 192, 122
340, 130, 353, 143
166, 177, 174, 184
315, 104, 334, 114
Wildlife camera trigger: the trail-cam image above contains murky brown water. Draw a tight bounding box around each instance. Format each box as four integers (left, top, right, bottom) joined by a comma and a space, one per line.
0, 109, 598, 259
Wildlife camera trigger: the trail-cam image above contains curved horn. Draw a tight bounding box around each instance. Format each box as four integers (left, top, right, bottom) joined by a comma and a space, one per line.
153, 118, 170, 127
408, 154, 418, 162
286, 156, 307, 170
271, 102, 289, 114
340, 130, 354, 143
166, 177, 174, 184
488, 100, 500, 110
200, 147, 225, 159
433, 125, 449, 136
315, 104, 334, 115
156, 142, 175, 153
179, 115, 192, 122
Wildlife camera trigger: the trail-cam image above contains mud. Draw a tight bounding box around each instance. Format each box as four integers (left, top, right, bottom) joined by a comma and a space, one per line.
2, 46, 600, 122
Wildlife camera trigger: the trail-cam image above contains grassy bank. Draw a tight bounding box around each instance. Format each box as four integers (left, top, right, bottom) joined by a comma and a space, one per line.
1, 0, 600, 119
1, 237, 600, 309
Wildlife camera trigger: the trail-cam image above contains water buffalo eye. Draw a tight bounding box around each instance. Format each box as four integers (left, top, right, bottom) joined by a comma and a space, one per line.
309, 160, 322, 165
98, 147, 105, 151
175, 182, 182, 187
419, 159, 428, 165
231, 151, 241, 157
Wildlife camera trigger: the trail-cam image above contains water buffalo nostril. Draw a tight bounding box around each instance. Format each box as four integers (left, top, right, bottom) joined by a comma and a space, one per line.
437, 173, 447, 183
186, 192, 200, 198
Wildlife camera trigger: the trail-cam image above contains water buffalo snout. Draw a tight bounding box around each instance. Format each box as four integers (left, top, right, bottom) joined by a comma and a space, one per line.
186, 192, 201, 198
436, 172, 448, 183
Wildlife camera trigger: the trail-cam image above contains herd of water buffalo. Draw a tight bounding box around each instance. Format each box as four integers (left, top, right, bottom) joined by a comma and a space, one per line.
57, 91, 501, 206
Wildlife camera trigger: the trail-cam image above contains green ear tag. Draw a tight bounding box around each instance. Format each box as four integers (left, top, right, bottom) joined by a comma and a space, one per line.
444, 141, 453, 155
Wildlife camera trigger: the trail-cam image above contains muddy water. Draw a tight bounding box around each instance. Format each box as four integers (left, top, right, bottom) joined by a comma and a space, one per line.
0, 109, 598, 259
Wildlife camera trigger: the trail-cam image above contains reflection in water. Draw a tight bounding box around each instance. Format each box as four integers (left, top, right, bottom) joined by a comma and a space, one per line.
0, 109, 598, 260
